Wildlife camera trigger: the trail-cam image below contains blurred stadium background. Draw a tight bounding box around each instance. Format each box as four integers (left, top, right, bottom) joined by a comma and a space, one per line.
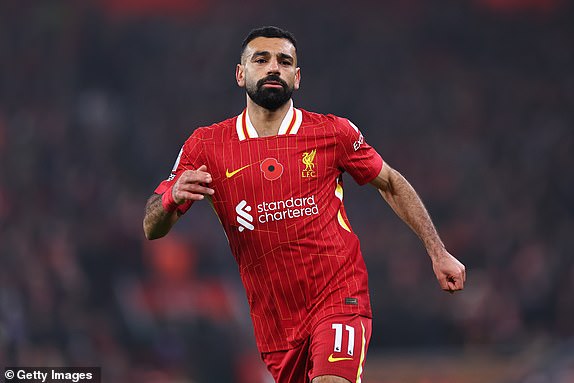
1, 0, 573, 382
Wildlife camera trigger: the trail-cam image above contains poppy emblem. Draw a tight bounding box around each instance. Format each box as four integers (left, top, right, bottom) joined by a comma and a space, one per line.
260, 158, 284, 181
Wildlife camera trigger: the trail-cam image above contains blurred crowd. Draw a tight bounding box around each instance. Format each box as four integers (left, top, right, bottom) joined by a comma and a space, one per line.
0, 1, 573, 382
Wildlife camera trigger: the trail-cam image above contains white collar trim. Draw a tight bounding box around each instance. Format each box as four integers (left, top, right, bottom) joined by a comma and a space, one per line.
235, 100, 302, 141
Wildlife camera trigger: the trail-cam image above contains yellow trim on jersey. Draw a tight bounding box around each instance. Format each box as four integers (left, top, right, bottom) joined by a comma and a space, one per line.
335, 183, 344, 201
334, 180, 350, 232
337, 211, 351, 232
355, 321, 366, 383
289, 108, 303, 134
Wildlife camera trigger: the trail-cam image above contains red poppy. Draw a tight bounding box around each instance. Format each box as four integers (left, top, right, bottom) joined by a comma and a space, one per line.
260, 158, 284, 181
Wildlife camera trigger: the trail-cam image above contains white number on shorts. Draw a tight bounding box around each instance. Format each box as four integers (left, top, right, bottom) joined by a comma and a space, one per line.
331, 323, 355, 356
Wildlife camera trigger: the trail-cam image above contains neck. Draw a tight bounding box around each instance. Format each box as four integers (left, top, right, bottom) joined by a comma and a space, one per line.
246, 97, 291, 137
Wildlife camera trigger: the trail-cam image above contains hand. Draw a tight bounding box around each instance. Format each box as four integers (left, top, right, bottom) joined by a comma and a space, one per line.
431, 250, 466, 293
172, 165, 215, 203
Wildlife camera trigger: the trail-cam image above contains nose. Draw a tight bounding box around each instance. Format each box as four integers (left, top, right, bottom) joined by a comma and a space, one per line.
267, 58, 280, 74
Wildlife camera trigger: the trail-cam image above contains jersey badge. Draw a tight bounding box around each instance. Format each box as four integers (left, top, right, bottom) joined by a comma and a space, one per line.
301, 149, 317, 178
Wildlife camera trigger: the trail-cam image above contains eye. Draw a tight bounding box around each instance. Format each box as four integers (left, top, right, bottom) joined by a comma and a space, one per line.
255, 58, 267, 64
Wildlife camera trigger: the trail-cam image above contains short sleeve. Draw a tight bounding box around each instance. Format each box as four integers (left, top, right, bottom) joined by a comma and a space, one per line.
154, 128, 206, 214
334, 117, 383, 185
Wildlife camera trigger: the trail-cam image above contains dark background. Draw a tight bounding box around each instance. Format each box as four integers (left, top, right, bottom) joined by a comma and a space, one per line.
1, 0, 573, 382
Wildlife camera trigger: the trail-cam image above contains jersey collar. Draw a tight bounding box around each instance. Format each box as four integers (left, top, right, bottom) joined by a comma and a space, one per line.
235, 100, 303, 141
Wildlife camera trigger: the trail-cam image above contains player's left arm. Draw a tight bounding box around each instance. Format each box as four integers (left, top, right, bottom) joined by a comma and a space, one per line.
370, 162, 466, 293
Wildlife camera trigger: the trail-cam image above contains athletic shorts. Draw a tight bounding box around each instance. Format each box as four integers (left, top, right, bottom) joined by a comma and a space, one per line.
261, 314, 372, 383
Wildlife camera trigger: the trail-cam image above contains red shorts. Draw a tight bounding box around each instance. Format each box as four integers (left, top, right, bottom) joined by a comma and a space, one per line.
261, 314, 372, 383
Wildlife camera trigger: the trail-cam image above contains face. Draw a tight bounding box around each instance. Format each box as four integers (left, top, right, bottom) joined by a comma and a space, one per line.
236, 37, 301, 111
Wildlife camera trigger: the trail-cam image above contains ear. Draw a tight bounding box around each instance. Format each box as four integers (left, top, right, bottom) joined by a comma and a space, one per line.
294, 67, 301, 91
236, 64, 245, 87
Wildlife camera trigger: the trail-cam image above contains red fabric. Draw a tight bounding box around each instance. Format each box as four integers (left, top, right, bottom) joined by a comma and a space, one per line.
155, 108, 383, 352
262, 314, 372, 383
262, 337, 310, 383
161, 185, 178, 213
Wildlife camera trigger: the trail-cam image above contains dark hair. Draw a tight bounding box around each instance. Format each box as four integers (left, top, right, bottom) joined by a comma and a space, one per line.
241, 26, 297, 58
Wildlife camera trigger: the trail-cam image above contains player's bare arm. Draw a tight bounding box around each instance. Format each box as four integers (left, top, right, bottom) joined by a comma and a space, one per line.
143, 165, 214, 240
370, 163, 466, 292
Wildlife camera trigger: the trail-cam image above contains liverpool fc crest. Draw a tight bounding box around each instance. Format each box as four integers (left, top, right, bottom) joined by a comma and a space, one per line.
302, 149, 317, 178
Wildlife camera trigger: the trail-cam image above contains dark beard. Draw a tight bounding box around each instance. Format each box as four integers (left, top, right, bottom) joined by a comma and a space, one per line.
246, 75, 293, 111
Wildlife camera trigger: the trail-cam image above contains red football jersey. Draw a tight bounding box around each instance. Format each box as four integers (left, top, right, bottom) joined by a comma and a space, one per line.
155, 103, 384, 352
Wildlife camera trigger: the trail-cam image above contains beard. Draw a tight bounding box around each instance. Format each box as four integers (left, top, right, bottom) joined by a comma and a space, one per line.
246, 75, 294, 111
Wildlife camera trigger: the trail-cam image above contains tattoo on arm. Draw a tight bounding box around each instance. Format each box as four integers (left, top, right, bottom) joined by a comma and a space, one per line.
143, 193, 178, 239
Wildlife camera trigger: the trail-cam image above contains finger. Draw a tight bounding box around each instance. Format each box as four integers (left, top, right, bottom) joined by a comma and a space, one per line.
456, 278, 465, 290
180, 170, 212, 184
174, 190, 212, 204
438, 277, 449, 291
455, 271, 465, 289
178, 183, 214, 195
447, 280, 457, 291
448, 277, 464, 291
177, 191, 206, 201
193, 165, 211, 181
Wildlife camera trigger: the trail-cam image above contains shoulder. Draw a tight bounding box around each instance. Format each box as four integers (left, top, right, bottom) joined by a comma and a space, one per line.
298, 108, 324, 121
184, 115, 238, 143
298, 108, 352, 135
296, 109, 361, 145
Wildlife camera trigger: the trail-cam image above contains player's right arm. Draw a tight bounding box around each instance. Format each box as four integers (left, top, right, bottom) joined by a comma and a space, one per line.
143, 165, 214, 240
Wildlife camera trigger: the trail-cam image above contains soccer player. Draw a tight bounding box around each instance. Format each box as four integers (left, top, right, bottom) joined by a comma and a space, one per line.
143, 26, 466, 383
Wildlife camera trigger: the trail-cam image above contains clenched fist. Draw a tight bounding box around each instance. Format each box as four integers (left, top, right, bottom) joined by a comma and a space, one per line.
172, 164, 215, 203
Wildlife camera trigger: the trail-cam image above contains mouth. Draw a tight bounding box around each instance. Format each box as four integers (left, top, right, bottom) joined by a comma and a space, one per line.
258, 75, 287, 90
262, 81, 284, 89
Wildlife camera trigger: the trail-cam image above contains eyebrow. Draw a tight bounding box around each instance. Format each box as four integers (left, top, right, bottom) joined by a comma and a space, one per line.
251, 51, 294, 62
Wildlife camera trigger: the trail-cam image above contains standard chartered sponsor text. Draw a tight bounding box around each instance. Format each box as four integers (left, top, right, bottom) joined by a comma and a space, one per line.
257, 195, 319, 223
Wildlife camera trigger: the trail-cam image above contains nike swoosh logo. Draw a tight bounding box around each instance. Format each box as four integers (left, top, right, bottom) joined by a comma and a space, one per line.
328, 354, 353, 363
225, 164, 251, 178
